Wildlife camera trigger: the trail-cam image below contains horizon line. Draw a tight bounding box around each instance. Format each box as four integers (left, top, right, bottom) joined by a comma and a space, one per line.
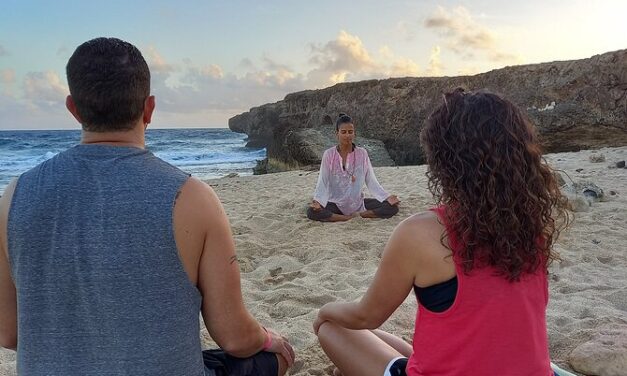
0, 127, 232, 132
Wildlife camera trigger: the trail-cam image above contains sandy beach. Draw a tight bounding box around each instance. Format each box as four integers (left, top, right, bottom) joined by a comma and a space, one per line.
1, 146, 625, 375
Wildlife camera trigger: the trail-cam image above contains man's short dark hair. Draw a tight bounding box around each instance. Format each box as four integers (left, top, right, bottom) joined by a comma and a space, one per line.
66, 37, 150, 132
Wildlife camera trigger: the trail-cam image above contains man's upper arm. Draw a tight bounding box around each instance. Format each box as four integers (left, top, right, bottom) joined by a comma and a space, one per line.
179, 178, 259, 350
0, 179, 18, 349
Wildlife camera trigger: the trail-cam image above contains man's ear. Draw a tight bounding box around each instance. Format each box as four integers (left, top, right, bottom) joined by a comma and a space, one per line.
143, 95, 155, 126
65, 95, 83, 124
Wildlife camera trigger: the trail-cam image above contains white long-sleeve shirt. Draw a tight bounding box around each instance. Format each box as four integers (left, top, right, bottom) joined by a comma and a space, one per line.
313, 146, 390, 215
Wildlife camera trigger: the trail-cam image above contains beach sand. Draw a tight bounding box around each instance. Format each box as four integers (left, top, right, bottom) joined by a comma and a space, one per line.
0, 146, 625, 375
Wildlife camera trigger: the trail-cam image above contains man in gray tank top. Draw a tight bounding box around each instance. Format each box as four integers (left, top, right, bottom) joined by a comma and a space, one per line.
0, 37, 294, 376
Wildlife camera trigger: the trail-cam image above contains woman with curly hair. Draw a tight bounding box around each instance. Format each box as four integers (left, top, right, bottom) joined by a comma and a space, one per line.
313, 89, 569, 376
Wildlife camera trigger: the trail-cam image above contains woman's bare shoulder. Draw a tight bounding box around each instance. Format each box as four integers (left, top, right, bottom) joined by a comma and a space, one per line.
393, 210, 455, 285
399, 210, 442, 233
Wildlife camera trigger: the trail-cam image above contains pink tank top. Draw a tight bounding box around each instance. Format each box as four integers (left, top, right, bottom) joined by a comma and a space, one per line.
406, 207, 553, 376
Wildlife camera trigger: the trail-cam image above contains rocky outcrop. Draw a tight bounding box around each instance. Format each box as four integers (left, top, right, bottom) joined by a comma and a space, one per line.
568, 327, 627, 376
229, 49, 627, 172
250, 128, 393, 174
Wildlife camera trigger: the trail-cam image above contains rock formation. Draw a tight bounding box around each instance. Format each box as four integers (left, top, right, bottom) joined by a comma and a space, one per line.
568, 327, 627, 376
229, 49, 627, 173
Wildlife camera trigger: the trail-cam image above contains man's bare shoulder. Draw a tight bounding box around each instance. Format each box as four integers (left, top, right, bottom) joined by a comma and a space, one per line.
174, 177, 228, 233
175, 177, 221, 209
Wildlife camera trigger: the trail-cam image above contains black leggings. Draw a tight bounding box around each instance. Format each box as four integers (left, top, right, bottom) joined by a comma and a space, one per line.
203, 349, 278, 376
307, 198, 399, 221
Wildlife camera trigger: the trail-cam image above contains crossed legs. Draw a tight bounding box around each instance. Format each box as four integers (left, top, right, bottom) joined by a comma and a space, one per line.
360, 199, 399, 219
307, 199, 399, 222
317, 322, 411, 376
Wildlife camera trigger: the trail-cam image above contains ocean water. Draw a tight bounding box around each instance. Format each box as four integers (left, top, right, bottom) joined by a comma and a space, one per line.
0, 128, 265, 193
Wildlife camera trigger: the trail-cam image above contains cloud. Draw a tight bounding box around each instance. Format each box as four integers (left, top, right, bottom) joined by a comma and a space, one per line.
182, 64, 224, 82
238, 58, 255, 70
144, 33, 425, 118
424, 6, 522, 64
145, 46, 177, 74
0, 44, 8, 57
144, 48, 305, 116
389, 57, 420, 77
0, 70, 70, 129
307, 30, 378, 84
306, 30, 422, 86
0, 92, 71, 129
23, 71, 68, 107
426, 46, 444, 76
379, 46, 394, 60
1, 69, 15, 85
2, 34, 429, 129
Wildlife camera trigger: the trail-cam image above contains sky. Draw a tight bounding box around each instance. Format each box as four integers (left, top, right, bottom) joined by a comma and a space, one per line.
0, 0, 625, 130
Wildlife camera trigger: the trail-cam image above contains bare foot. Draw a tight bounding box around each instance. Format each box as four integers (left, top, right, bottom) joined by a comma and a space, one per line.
359, 209, 377, 218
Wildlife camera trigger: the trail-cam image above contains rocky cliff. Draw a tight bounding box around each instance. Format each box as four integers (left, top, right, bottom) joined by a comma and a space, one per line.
229, 49, 627, 172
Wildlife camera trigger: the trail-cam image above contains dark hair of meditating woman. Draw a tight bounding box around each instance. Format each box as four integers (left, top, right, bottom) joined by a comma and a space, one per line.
307, 113, 400, 222
313, 89, 569, 376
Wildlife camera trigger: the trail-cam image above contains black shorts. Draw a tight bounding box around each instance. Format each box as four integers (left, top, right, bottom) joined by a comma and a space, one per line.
385, 357, 408, 376
203, 349, 278, 376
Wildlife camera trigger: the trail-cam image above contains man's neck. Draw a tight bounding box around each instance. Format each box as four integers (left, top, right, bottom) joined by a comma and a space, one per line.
81, 124, 146, 149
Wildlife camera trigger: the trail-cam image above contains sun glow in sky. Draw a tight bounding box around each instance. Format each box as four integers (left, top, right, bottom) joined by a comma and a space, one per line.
0, 0, 625, 130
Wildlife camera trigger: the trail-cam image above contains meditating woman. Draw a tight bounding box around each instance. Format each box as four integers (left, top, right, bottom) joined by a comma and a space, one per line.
307, 113, 400, 222
313, 89, 569, 376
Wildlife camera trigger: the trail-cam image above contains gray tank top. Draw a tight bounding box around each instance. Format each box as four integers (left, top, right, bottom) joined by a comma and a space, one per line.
7, 144, 205, 375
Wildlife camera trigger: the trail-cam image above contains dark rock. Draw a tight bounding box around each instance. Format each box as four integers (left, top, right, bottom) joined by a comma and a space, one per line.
568, 327, 627, 376
245, 139, 267, 148
617, 160, 626, 168
582, 183, 604, 200
229, 49, 627, 171
252, 158, 269, 175
252, 128, 393, 174
284, 128, 393, 167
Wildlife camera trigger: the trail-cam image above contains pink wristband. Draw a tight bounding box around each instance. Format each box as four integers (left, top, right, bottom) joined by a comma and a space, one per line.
262, 328, 273, 350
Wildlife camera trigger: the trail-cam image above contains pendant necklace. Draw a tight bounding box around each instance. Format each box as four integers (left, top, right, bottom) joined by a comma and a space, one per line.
338, 148, 356, 183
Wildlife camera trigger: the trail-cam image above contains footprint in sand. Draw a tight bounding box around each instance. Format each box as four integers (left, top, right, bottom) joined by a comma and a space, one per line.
231, 224, 250, 236
278, 201, 296, 210
264, 267, 307, 284
343, 240, 370, 251
602, 289, 627, 311
237, 256, 257, 273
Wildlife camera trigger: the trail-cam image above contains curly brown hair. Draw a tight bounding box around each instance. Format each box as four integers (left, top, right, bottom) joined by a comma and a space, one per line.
420, 88, 569, 281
